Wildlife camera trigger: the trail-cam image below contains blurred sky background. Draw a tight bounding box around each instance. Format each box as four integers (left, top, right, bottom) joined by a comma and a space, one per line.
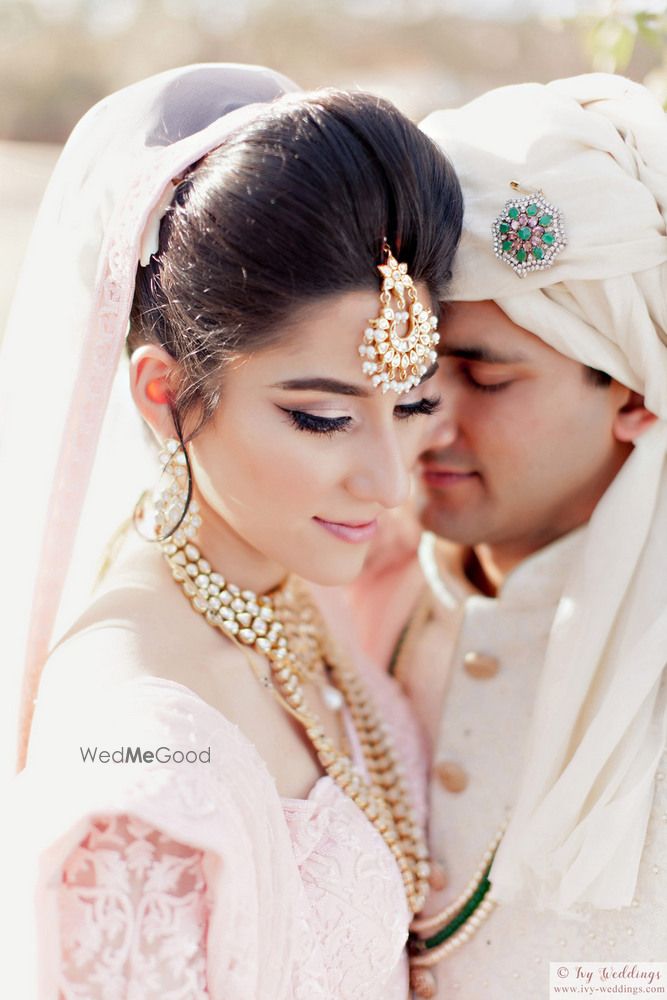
1, 0, 666, 330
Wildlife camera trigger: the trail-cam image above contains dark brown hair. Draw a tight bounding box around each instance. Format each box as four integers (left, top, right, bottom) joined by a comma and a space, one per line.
129, 88, 463, 439
585, 365, 613, 387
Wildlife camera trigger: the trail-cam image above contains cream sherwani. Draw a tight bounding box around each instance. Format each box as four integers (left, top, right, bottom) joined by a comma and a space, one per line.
402, 532, 667, 999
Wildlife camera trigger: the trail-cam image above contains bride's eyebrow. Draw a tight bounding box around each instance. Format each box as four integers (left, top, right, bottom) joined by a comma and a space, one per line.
271, 377, 371, 397
441, 346, 528, 364
271, 363, 439, 397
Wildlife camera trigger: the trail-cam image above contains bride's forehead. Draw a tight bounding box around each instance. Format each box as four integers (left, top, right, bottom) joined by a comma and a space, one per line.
254, 289, 380, 359
225, 284, 439, 403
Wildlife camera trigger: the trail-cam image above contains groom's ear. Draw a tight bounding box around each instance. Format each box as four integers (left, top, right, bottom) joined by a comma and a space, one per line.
613, 389, 657, 443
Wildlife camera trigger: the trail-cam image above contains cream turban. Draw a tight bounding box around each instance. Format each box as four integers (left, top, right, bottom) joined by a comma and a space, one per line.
420, 75, 667, 914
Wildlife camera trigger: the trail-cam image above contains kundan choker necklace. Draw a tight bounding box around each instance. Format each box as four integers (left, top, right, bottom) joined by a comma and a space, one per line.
159, 499, 430, 916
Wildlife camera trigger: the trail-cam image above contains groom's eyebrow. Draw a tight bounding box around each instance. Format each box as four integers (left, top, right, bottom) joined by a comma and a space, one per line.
441, 345, 528, 365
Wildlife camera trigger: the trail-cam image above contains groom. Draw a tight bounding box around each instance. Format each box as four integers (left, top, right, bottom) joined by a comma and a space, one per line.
348, 75, 667, 999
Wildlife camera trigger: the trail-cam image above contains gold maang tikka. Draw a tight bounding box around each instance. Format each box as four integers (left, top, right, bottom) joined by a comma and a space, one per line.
359, 242, 439, 394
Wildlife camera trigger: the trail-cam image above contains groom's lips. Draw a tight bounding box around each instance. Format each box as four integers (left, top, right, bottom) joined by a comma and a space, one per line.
420, 464, 478, 490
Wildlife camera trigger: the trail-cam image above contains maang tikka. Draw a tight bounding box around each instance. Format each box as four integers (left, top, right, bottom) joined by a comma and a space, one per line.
359, 242, 439, 394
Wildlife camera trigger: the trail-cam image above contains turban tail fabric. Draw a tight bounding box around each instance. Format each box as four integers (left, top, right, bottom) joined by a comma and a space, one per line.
421, 74, 667, 914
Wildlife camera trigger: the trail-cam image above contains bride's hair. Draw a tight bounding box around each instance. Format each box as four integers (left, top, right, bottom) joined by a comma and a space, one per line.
129, 88, 462, 439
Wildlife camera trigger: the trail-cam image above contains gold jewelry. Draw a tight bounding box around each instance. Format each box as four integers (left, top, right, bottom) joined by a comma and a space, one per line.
407, 826, 505, 999
160, 504, 431, 915
133, 437, 196, 542
359, 242, 439, 395
411, 823, 505, 935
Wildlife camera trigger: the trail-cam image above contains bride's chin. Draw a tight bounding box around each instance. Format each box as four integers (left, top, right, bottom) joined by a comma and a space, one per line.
292, 550, 369, 589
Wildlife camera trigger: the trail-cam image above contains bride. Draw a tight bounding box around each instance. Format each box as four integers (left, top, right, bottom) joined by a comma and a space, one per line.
2, 64, 462, 998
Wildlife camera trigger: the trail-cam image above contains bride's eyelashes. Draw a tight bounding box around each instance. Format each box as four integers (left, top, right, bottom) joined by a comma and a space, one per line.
394, 394, 442, 419
282, 409, 351, 437
280, 394, 442, 437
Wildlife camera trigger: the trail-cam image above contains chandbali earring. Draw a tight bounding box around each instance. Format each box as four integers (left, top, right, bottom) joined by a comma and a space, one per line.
133, 437, 201, 542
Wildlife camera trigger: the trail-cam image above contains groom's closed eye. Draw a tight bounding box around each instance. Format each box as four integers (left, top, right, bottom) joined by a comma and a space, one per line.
439, 345, 527, 392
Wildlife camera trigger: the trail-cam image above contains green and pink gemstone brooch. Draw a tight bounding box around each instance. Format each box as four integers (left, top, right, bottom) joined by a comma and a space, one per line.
492, 190, 566, 277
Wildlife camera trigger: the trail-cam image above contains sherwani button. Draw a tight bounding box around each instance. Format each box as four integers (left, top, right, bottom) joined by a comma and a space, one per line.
435, 760, 469, 793
463, 651, 499, 679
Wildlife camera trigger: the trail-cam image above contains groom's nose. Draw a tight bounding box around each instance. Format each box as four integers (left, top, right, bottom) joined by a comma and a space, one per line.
421, 388, 457, 454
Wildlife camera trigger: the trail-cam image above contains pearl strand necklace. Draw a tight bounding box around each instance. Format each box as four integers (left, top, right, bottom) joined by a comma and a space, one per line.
160, 503, 431, 916
410, 822, 505, 951
406, 826, 506, 999
402, 533, 509, 996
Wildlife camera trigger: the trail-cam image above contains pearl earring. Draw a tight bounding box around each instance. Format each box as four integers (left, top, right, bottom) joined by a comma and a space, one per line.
133, 437, 200, 541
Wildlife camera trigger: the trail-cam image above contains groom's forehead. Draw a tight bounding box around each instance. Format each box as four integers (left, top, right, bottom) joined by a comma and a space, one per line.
438, 300, 553, 365
438, 344, 530, 365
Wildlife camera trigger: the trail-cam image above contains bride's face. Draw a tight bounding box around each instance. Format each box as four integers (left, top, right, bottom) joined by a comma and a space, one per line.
134, 287, 440, 586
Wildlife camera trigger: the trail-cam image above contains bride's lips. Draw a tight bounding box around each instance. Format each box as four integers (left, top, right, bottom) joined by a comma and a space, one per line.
313, 516, 378, 543
421, 465, 478, 490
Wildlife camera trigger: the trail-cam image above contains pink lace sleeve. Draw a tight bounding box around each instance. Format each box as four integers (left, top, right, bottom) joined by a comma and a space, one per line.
16, 677, 318, 999
58, 815, 210, 1000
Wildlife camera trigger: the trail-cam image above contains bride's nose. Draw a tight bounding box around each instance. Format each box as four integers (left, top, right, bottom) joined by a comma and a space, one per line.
345, 428, 411, 510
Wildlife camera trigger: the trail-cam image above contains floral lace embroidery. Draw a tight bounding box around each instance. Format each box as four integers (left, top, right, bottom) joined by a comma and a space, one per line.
57, 786, 410, 1000
283, 779, 410, 1000
58, 815, 209, 1000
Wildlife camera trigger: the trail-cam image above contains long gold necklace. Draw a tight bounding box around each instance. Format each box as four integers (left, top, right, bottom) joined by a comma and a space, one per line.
160, 502, 430, 916
388, 532, 507, 997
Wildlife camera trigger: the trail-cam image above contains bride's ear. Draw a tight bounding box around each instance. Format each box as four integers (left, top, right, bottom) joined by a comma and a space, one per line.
129, 344, 177, 441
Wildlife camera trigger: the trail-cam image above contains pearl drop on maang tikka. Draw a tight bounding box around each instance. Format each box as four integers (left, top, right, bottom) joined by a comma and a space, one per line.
359, 243, 439, 394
